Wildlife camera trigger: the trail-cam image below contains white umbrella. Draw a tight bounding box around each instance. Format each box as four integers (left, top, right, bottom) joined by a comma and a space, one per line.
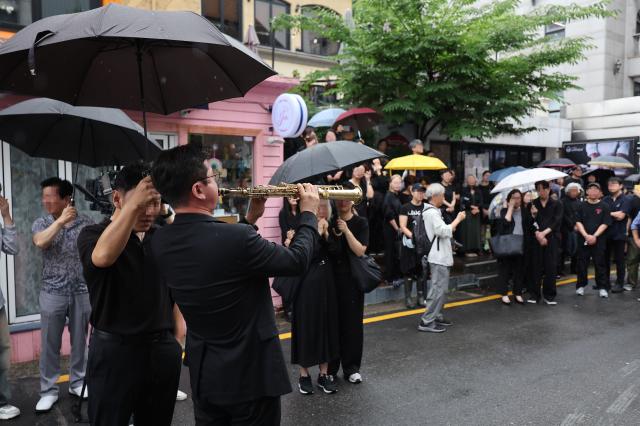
491, 168, 567, 194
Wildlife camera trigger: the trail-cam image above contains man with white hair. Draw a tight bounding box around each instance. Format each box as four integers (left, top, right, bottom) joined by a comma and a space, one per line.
418, 183, 466, 333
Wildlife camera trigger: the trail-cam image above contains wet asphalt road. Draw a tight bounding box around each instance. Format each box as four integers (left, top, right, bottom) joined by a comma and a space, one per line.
9, 278, 640, 425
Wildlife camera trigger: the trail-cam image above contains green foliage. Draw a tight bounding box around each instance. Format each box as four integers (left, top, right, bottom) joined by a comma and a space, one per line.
274, 0, 614, 141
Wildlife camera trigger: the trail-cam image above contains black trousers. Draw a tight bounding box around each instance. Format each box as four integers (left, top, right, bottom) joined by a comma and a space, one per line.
383, 224, 400, 281
496, 255, 524, 296
605, 238, 626, 286
328, 273, 364, 378
529, 237, 558, 301
193, 395, 281, 426
86, 330, 182, 426
559, 229, 578, 274
577, 240, 607, 289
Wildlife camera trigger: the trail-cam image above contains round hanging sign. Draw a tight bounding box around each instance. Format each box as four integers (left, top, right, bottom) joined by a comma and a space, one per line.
271, 94, 308, 138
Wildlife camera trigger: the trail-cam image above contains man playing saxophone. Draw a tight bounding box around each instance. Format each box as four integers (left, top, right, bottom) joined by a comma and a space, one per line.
150, 142, 320, 425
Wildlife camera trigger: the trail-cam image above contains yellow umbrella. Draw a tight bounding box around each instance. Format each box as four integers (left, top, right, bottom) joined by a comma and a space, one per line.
384, 154, 447, 171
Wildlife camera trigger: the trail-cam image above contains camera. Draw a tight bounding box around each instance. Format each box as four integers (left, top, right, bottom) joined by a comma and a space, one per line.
74, 171, 118, 215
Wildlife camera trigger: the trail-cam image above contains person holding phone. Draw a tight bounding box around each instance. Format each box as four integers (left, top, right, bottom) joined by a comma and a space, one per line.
32, 178, 94, 413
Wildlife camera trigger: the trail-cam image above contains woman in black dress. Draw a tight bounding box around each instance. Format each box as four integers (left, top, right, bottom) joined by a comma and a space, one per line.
290, 200, 340, 395
277, 197, 300, 320
382, 174, 403, 284
327, 184, 369, 384
459, 175, 483, 257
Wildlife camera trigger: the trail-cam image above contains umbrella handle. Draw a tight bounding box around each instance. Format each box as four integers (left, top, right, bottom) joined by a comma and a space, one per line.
28, 31, 55, 76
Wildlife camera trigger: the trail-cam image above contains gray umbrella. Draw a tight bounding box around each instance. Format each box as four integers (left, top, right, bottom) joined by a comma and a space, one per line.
0, 3, 276, 136
0, 97, 161, 167
269, 141, 385, 184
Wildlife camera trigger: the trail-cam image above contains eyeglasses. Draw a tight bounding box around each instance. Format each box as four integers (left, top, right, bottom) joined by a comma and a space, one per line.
197, 171, 220, 185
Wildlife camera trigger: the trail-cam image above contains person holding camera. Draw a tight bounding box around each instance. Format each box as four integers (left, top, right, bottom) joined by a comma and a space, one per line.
0, 189, 19, 420
32, 178, 94, 413
150, 143, 319, 425
417, 184, 466, 334
77, 165, 182, 425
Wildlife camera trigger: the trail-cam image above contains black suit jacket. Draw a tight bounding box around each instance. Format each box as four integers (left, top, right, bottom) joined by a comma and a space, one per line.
150, 212, 318, 404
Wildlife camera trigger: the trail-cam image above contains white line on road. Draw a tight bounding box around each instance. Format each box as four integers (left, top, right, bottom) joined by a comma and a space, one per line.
560, 412, 586, 426
619, 359, 640, 378
606, 385, 637, 414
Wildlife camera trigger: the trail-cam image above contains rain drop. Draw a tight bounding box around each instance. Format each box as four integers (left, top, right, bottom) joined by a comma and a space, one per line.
160, 76, 167, 85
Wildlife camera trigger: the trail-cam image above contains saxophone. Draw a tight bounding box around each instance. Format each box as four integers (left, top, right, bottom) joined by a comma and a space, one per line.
219, 184, 363, 204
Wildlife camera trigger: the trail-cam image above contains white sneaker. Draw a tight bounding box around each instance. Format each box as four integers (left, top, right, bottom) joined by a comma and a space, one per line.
68, 385, 88, 399
176, 390, 188, 401
623, 284, 633, 291
35, 395, 58, 413
348, 372, 362, 384
543, 298, 558, 305
576, 287, 585, 296
599, 289, 609, 298
0, 404, 20, 420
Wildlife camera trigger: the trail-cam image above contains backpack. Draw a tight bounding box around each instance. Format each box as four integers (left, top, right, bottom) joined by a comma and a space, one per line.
413, 205, 439, 259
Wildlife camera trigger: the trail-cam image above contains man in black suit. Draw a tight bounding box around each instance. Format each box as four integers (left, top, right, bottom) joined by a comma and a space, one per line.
150, 143, 319, 425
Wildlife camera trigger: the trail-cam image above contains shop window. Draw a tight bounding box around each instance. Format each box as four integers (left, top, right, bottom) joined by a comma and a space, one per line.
309, 83, 337, 107
201, 0, 242, 41
0, 0, 100, 31
634, 81, 640, 96
636, 11, 640, 35
254, 0, 290, 50
300, 6, 340, 56
545, 22, 565, 40
189, 134, 253, 220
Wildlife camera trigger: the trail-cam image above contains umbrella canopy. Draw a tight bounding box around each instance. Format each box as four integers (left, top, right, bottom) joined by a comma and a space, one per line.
0, 98, 161, 167
538, 158, 576, 168
307, 108, 346, 128
384, 154, 447, 171
488, 166, 527, 182
334, 108, 382, 131
269, 141, 385, 184
624, 174, 640, 183
491, 168, 568, 194
588, 155, 635, 169
0, 3, 276, 135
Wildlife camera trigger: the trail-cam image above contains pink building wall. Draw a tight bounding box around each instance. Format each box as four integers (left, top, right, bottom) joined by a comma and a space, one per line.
7, 75, 296, 362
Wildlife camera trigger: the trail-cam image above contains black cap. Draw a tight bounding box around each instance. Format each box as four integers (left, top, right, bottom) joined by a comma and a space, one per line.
411, 183, 426, 192
587, 182, 601, 190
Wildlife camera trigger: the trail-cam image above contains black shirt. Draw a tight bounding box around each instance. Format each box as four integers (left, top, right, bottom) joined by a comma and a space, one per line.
329, 215, 369, 273
532, 197, 563, 239
383, 192, 403, 225
628, 195, 640, 236
399, 201, 424, 230
561, 196, 581, 231
602, 193, 630, 241
575, 201, 611, 240
77, 220, 173, 335
479, 183, 493, 209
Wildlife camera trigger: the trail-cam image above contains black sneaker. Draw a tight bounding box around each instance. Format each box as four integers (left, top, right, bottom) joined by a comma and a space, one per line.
436, 317, 453, 326
317, 374, 338, 394
298, 376, 314, 395
611, 285, 624, 293
417, 320, 446, 333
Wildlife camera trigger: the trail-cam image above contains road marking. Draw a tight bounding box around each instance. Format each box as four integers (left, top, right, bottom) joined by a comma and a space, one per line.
54, 274, 590, 384
620, 359, 640, 378
561, 412, 586, 426
606, 385, 637, 414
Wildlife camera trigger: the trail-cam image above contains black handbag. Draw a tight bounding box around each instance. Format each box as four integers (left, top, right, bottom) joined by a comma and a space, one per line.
349, 252, 384, 293
489, 234, 524, 258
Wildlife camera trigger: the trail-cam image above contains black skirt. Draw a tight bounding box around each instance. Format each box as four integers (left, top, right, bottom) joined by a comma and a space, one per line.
291, 256, 340, 368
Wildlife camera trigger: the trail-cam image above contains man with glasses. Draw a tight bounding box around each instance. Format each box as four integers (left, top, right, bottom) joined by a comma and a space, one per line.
77, 164, 182, 425
150, 142, 320, 425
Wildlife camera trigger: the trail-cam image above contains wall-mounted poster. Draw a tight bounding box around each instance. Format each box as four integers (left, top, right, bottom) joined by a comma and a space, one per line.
562, 137, 639, 178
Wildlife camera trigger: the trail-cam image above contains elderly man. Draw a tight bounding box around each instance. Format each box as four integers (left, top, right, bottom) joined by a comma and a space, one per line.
32, 178, 93, 413
418, 183, 466, 333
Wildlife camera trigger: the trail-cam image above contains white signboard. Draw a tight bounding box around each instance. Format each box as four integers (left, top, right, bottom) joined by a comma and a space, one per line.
271, 94, 308, 138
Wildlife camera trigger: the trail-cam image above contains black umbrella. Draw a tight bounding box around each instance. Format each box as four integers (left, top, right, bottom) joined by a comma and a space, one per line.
0, 97, 161, 167
537, 158, 576, 168
0, 3, 275, 137
269, 141, 385, 184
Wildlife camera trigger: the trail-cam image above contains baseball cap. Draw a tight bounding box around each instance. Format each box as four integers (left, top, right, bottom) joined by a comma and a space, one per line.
411, 183, 426, 192
586, 182, 601, 190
